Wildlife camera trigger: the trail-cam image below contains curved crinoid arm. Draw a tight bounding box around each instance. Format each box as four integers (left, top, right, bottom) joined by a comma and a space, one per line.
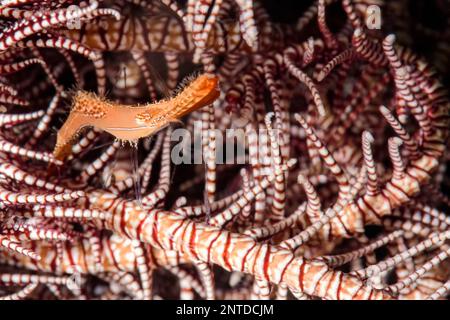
54, 74, 220, 160
0, 109, 43, 126
427, 281, 450, 300
351, 28, 387, 67
16, 35, 100, 62
0, 1, 100, 51
0, 0, 42, 8
0, 58, 44, 74
0, 161, 74, 193
0, 283, 38, 300
0, 89, 29, 106
0, 137, 61, 164
0, 232, 190, 276
86, 192, 392, 300
208, 159, 296, 227
1, 219, 73, 242
0, 235, 41, 260
0, 187, 84, 205
3, 191, 392, 300
324, 66, 450, 237
0, 272, 73, 299
234, 0, 259, 50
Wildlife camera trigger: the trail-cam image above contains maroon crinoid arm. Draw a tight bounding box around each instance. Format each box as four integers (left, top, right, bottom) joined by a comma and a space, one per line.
0, 234, 41, 260
0, 197, 392, 300
0, 0, 449, 301
0, 138, 61, 164
0, 1, 100, 51
89, 195, 391, 300
0, 89, 29, 106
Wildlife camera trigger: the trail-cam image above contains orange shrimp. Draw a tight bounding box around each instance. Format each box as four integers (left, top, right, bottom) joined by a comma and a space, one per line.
54, 74, 220, 160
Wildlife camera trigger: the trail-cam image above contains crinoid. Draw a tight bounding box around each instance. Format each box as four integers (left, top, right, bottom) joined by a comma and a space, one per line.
0, 0, 449, 301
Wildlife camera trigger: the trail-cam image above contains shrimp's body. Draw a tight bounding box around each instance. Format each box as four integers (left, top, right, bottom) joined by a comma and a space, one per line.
54, 74, 220, 160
